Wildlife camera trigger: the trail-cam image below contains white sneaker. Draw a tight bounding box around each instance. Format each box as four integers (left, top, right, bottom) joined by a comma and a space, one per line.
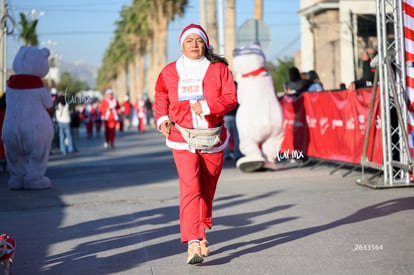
104, 142, 108, 148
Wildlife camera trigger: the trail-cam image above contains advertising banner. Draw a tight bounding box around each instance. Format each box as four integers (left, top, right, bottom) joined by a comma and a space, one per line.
279, 88, 382, 165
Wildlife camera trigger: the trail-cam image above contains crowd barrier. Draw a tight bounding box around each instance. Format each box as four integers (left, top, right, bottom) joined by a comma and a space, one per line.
279, 87, 383, 165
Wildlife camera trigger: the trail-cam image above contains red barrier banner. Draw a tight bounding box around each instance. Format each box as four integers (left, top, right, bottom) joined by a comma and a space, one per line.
279, 88, 383, 165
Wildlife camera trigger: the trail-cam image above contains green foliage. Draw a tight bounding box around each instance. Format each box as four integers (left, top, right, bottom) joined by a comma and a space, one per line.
18, 13, 39, 46
58, 72, 89, 98
266, 57, 294, 95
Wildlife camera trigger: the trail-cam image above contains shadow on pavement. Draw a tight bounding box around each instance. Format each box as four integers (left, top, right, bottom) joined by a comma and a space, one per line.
203, 196, 414, 265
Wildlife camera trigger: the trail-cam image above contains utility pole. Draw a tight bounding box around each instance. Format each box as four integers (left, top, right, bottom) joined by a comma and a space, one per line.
253, 0, 263, 45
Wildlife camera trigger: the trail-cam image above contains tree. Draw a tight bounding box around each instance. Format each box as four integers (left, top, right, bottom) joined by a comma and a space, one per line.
266, 57, 294, 95
18, 13, 39, 46
97, 0, 188, 102
225, 0, 236, 70
206, 0, 217, 48
59, 72, 89, 99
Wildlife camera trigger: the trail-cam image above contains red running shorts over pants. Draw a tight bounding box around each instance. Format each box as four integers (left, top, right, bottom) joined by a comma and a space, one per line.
172, 149, 224, 243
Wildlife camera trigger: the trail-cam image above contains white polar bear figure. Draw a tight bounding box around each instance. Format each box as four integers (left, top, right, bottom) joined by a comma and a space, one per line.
232, 44, 285, 172
2, 46, 54, 190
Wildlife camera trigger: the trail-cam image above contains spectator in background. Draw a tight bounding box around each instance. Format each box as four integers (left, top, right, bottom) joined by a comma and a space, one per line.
300, 72, 307, 80
284, 66, 312, 96
145, 97, 155, 128
55, 94, 74, 155
348, 48, 377, 91
134, 96, 146, 133
306, 70, 324, 92
122, 95, 132, 130
50, 88, 60, 149
94, 102, 102, 138
224, 81, 242, 161
70, 105, 80, 152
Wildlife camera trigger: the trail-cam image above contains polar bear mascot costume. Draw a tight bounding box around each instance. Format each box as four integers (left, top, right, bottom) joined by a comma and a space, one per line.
2, 46, 54, 190
232, 44, 285, 172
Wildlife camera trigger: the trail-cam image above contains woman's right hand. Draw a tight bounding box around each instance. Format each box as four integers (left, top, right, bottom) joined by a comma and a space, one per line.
160, 120, 171, 137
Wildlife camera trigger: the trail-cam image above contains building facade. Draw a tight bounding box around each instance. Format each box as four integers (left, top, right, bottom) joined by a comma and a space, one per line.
298, 0, 377, 90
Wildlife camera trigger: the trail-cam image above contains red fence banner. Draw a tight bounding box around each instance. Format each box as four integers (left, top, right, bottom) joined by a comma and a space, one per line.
279, 88, 383, 165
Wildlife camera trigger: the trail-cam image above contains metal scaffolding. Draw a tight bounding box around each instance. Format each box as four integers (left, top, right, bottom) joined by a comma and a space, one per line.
360, 0, 414, 188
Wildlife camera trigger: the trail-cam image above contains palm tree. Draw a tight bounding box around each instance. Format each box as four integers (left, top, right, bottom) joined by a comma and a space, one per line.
146, 0, 188, 101
200, 0, 207, 27
225, 0, 236, 71
18, 13, 39, 46
97, 0, 188, 102
116, 4, 149, 102
207, 0, 218, 49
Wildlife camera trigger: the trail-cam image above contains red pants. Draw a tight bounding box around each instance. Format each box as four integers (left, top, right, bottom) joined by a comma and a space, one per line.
172, 149, 224, 243
138, 117, 145, 132
104, 122, 116, 145
85, 121, 94, 139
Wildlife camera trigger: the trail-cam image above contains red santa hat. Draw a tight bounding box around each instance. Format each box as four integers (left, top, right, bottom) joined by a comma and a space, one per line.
179, 24, 212, 49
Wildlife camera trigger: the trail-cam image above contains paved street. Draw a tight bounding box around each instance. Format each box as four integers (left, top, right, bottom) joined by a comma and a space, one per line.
1, 127, 413, 275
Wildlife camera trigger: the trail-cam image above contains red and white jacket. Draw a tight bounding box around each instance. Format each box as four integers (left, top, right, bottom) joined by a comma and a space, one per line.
0, 234, 15, 261
154, 57, 237, 152
99, 96, 120, 122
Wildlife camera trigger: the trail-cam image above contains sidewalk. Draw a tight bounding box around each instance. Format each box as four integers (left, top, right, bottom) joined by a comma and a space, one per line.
0, 127, 413, 275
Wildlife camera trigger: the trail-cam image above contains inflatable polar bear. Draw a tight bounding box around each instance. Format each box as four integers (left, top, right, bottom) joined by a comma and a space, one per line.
2, 46, 54, 189
232, 44, 285, 172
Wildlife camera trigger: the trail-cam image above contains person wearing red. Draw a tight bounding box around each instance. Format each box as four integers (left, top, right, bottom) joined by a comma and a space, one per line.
122, 95, 132, 131
134, 96, 146, 133
0, 233, 16, 274
99, 89, 120, 148
81, 101, 96, 139
153, 24, 237, 265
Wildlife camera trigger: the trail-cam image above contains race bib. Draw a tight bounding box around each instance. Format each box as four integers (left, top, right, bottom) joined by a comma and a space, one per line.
178, 79, 203, 101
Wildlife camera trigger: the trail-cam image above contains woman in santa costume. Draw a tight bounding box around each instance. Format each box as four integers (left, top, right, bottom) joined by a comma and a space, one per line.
99, 89, 120, 148
153, 24, 237, 265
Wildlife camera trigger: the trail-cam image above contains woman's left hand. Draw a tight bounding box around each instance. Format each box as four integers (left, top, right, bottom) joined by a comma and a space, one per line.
190, 101, 202, 115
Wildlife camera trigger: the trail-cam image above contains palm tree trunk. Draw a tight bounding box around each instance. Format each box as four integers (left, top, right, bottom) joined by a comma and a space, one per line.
207, 0, 218, 49
134, 52, 145, 102
225, 0, 236, 71
200, 0, 206, 27
115, 66, 127, 102
128, 62, 136, 100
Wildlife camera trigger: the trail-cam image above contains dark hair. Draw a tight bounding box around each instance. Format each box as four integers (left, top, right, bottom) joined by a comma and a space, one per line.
307, 70, 320, 82
57, 95, 66, 105
205, 48, 228, 66
288, 67, 301, 82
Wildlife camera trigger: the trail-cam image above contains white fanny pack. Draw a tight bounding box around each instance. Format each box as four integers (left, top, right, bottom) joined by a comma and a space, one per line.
173, 122, 222, 150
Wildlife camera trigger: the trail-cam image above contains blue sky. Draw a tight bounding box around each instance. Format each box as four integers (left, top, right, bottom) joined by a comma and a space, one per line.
6, 0, 300, 68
